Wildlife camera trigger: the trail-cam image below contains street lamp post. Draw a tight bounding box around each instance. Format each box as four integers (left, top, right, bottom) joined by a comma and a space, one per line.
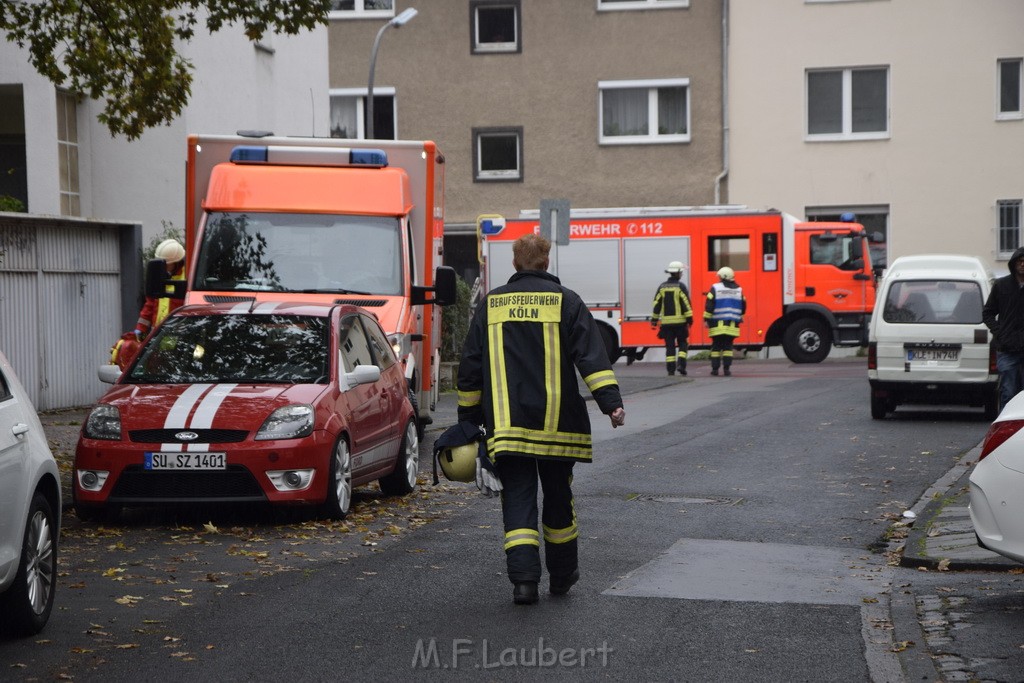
367, 7, 418, 140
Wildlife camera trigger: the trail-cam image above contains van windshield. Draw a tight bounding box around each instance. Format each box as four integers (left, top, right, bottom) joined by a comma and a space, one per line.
882, 280, 983, 324
193, 212, 403, 295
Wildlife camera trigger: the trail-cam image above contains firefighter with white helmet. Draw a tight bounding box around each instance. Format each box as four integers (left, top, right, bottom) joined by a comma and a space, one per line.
127, 238, 186, 341
704, 266, 746, 376
651, 260, 694, 376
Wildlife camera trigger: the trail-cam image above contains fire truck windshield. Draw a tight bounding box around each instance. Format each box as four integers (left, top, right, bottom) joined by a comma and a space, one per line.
193, 212, 403, 295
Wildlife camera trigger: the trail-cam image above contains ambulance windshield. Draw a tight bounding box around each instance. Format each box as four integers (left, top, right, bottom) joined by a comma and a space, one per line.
193, 212, 403, 295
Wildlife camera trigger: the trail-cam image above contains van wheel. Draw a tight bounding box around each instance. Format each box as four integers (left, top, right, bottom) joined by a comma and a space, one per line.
782, 318, 831, 363
870, 393, 888, 420
984, 391, 999, 420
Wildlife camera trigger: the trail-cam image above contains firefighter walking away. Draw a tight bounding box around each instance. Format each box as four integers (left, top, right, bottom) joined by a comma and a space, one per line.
651, 260, 694, 376
457, 233, 625, 605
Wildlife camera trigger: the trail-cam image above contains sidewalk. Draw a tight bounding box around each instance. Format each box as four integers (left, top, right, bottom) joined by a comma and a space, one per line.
899, 445, 1021, 571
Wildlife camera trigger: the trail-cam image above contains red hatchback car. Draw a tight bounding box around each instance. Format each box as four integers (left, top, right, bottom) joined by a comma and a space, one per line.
73, 302, 419, 520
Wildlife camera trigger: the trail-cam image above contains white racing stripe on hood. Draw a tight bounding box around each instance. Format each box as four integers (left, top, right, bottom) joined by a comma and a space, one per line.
229, 302, 252, 314
159, 383, 239, 452
255, 301, 282, 314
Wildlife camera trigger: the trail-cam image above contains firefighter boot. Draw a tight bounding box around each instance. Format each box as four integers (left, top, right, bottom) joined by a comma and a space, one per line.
666, 361, 675, 376
677, 361, 687, 376
710, 360, 720, 376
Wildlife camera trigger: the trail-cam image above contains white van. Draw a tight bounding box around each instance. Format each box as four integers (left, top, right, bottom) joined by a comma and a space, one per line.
868, 254, 997, 419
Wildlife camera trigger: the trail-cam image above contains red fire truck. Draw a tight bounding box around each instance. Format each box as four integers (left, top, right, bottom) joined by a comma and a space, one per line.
479, 206, 877, 364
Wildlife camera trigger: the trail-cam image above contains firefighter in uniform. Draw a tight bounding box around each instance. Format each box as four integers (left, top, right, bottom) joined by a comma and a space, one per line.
651, 260, 694, 376
457, 233, 626, 605
130, 239, 186, 341
704, 266, 746, 376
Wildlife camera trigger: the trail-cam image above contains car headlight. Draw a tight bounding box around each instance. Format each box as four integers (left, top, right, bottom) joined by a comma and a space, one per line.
84, 404, 122, 440
256, 405, 314, 441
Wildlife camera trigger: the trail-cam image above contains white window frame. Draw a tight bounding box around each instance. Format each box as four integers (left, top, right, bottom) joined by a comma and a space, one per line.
329, 87, 397, 140
473, 127, 523, 182
598, 78, 690, 146
997, 58, 1023, 120
328, 1, 395, 20
997, 199, 1023, 259
805, 66, 890, 142
471, 1, 520, 55
56, 89, 80, 216
597, 0, 689, 11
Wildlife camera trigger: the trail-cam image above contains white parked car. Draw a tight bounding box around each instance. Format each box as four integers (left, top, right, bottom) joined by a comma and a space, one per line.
969, 392, 1024, 564
0, 351, 61, 636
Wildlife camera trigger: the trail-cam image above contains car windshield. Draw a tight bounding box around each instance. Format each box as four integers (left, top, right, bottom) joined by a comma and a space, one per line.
193, 212, 403, 295
125, 314, 330, 384
882, 280, 984, 324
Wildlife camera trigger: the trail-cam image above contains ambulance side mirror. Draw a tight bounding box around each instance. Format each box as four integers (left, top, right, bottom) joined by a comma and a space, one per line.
145, 259, 186, 299
412, 266, 458, 306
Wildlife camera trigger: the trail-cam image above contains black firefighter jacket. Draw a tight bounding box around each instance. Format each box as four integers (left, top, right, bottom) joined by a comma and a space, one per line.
457, 270, 624, 463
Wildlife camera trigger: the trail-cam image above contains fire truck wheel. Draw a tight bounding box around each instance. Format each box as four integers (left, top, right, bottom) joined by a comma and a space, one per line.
782, 317, 831, 364
597, 324, 621, 364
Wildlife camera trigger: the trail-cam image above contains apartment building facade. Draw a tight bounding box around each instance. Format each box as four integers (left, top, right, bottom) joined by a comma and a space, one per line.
327, 0, 727, 280
729, 0, 1024, 270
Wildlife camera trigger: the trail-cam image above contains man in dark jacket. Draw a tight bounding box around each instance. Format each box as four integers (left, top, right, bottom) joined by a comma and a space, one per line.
983, 246, 1024, 409
457, 233, 626, 605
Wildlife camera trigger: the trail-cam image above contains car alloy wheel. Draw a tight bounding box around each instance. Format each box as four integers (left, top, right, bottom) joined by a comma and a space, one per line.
322, 439, 352, 520
1, 493, 57, 636
379, 419, 419, 496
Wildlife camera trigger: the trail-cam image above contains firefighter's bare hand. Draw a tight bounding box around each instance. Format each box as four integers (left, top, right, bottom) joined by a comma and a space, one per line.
609, 408, 625, 428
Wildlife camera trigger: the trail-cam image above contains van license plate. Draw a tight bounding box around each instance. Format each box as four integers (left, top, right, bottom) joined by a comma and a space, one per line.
144, 452, 227, 470
907, 347, 959, 362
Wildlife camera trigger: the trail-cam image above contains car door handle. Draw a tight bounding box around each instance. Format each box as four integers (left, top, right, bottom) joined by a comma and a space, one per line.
12, 423, 29, 437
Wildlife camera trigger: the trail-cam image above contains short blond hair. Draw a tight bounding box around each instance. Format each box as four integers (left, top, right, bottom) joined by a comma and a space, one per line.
512, 233, 551, 271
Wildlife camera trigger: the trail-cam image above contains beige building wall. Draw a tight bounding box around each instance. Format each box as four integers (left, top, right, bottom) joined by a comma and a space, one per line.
729, 0, 1024, 270
328, 0, 725, 231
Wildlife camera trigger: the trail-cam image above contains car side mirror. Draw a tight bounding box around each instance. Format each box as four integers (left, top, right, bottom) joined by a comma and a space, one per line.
411, 266, 458, 306
345, 364, 381, 386
98, 365, 122, 384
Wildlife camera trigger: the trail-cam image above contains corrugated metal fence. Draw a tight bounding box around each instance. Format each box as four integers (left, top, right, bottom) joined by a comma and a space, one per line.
0, 213, 142, 410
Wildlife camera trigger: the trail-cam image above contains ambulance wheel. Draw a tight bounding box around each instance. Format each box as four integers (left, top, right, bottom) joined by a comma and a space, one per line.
408, 385, 424, 440
782, 318, 831, 364
379, 418, 419, 496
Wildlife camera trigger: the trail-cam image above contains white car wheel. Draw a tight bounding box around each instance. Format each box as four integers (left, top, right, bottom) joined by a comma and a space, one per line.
1, 493, 57, 636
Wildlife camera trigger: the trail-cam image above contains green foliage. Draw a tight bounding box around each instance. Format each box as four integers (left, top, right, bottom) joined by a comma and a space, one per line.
0, 194, 25, 212
441, 277, 473, 362
143, 221, 184, 263
0, 0, 331, 139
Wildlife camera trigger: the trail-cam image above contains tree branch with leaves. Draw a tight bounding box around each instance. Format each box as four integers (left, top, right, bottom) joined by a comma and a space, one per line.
0, 0, 331, 139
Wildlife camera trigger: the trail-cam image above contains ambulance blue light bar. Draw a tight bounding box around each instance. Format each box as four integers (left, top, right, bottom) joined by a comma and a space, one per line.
230, 145, 389, 168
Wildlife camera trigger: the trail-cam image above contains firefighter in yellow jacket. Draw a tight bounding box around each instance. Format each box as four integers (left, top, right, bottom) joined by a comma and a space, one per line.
651, 260, 694, 376
457, 233, 626, 605
704, 266, 746, 376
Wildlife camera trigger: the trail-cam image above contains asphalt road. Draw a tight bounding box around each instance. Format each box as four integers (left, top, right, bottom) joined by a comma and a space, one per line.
5, 357, 1021, 681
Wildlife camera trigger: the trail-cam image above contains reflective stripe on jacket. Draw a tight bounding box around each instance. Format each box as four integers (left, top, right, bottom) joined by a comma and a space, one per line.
652, 279, 693, 326
456, 270, 623, 463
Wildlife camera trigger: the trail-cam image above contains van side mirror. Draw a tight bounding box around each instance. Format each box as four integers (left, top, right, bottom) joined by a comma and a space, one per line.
145, 260, 187, 299
411, 266, 458, 306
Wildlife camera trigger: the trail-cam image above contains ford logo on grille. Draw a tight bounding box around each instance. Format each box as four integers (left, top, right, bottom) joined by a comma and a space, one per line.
175, 431, 200, 441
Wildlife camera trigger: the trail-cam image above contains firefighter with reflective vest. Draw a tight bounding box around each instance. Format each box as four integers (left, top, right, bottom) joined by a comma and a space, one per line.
457, 233, 625, 605
651, 260, 694, 376
113, 239, 186, 368
704, 266, 746, 376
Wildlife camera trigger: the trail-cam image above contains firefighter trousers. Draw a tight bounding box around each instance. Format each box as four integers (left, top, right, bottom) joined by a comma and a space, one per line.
496, 455, 578, 584
709, 334, 736, 370
661, 323, 689, 375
